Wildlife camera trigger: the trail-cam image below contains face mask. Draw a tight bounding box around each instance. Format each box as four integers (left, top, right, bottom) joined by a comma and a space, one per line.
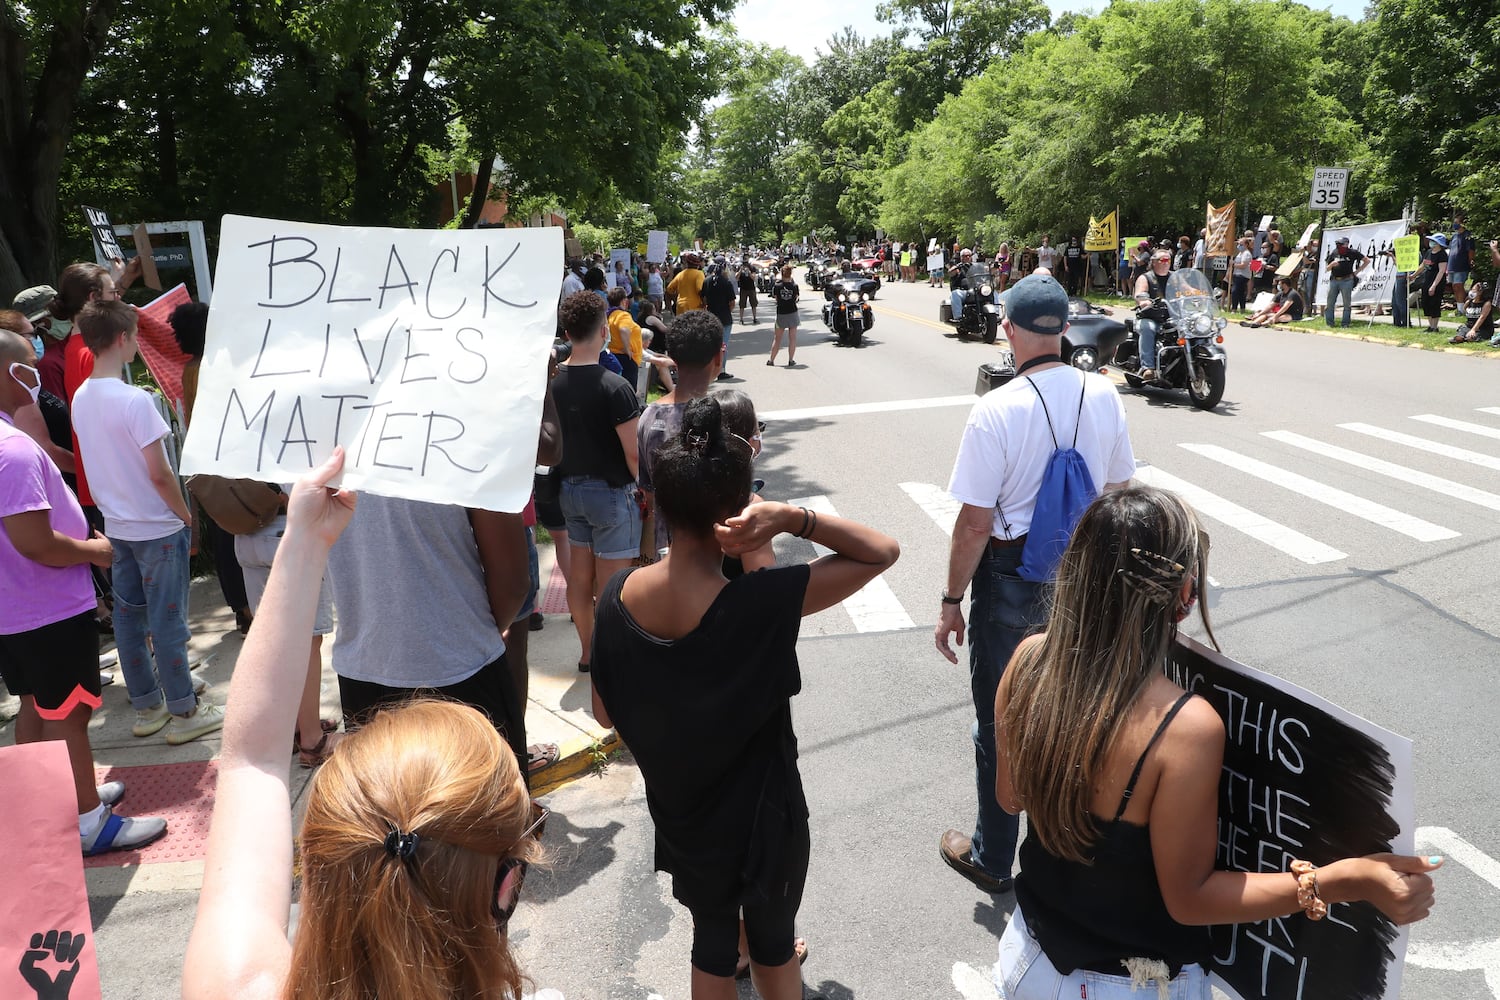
44, 318, 72, 340
10, 362, 41, 406
31, 335, 46, 358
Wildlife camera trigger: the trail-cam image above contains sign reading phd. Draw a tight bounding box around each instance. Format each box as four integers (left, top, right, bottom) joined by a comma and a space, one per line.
181, 216, 563, 513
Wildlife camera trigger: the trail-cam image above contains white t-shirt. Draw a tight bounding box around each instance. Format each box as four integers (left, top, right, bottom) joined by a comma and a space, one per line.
948, 365, 1136, 538
1036, 245, 1058, 270
560, 270, 585, 297
71, 376, 186, 541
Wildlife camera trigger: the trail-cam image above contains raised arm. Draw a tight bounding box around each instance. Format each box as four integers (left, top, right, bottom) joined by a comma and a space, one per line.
184, 450, 355, 1000
715, 501, 898, 616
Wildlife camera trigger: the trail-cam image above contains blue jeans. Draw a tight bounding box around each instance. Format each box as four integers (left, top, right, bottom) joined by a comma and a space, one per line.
951, 289, 966, 318
968, 544, 1046, 879
997, 907, 1211, 999
1136, 317, 1159, 369
112, 526, 196, 714
1325, 275, 1355, 326
1391, 273, 1410, 327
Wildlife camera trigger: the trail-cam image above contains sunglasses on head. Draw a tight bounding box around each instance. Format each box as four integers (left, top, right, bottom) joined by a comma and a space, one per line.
491, 805, 549, 930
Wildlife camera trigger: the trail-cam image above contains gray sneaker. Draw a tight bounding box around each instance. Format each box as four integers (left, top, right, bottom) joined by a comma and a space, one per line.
81, 805, 168, 856
191, 672, 208, 695
164, 701, 226, 745
132, 702, 171, 737
97, 780, 125, 806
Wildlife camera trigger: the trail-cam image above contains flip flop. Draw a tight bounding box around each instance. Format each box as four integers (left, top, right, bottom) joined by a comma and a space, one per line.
528, 743, 560, 773
735, 938, 809, 980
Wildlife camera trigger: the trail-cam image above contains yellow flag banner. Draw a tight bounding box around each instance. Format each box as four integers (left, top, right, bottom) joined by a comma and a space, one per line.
1085, 211, 1118, 252
1206, 201, 1236, 258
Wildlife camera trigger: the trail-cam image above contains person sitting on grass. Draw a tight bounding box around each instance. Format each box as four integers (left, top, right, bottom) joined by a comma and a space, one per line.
1449, 282, 1496, 344
1241, 276, 1305, 327
184, 448, 548, 1000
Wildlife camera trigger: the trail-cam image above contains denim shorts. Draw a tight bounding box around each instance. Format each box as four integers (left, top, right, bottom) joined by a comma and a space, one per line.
1450, 270, 1469, 286
560, 476, 641, 560
997, 907, 1211, 1000
513, 526, 540, 623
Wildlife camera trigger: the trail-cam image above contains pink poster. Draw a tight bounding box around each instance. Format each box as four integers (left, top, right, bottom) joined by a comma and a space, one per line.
134, 283, 194, 417
0, 742, 102, 1000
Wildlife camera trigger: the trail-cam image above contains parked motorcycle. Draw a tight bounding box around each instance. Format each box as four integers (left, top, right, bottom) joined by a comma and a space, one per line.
821, 288, 875, 347
1115, 268, 1229, 410
938, 262, 1000, 343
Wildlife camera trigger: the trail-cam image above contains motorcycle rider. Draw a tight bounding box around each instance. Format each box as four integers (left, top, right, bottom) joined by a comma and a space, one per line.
1133, 248, 1174, 381
949, 248, 976, 320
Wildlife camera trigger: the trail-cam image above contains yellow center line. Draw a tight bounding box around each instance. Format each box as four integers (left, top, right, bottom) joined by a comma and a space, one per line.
870, 301, 954, 333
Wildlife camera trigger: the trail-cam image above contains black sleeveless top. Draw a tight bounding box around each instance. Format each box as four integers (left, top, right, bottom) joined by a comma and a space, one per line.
1013, 692, 1212, 977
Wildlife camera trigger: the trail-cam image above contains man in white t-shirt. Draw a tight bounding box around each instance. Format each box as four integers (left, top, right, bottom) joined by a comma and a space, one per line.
71, 300, 225, 745
1034, 234, 1058, 272
933, 274, 1136, 895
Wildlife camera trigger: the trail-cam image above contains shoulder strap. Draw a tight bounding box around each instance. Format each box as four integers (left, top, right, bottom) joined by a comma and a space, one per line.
1072, 372, 1087, 448
1024, 376, 1059, 449
1112, 692, 1195, 821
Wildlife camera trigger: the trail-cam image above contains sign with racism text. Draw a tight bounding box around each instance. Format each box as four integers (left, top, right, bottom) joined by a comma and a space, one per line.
1314, 220, 1407, 310
181, 216, 562, 512
1167, 637, 1414, 1000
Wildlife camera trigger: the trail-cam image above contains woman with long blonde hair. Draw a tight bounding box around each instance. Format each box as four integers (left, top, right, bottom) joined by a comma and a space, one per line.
184, 448, 544, 1000
994, 486, 1439, 999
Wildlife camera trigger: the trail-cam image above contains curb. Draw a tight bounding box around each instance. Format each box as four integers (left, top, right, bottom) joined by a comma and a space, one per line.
531, 729, 624, 797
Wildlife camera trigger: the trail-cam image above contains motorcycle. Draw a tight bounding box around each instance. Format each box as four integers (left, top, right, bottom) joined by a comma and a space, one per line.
1060, 297, 1131, 373
757, 266, 775, 295
1115, 268, 1229, 410
821, 287, 875, 347
938, 262, 1000, 343
805, 258, 830, 291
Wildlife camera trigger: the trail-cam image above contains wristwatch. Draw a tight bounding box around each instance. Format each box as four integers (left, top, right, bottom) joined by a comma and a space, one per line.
941, 593, 963, 605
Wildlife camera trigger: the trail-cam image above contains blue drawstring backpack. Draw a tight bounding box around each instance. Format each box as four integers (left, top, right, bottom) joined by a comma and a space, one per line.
1002, 373, 1098, 583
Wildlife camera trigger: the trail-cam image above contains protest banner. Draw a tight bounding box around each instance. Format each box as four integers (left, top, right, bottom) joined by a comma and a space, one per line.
1085, 211, 1118, 252
1167, 637, 1414, 1000
1394, 235, 1421, 274
609, 248, 631, 286
926, 252, 944, 275
1314, 219, 1406, 309
0, 742, 103, 1000
180, 216, 563, 513
133, 284, 195, 419
1207, 202, 1237, 258
82, 206, 124, 264
564, 237, 583, 259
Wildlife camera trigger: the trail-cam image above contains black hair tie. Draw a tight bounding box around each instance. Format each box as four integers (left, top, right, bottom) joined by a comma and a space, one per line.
384, 827, 421, 863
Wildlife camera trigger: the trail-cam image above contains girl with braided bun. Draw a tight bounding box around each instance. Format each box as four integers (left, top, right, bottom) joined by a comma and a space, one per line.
994, 486, 1440, 1000
590, 395, 899, 1000
184, 448, 546, 1000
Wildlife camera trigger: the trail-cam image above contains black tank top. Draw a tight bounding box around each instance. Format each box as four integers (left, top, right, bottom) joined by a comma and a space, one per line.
1013, 692, 1211, 977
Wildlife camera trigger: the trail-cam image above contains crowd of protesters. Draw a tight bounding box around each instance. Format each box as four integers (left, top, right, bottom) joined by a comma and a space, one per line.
2, 239, 1444, 1000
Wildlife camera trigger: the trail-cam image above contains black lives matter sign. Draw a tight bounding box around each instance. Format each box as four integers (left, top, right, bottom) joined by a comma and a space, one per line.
1167, 637, 1412, 1000
179, 216, 562, 513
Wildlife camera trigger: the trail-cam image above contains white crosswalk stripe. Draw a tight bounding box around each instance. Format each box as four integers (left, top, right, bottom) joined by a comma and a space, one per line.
1131, 465, 1347, 564
899, 480, 960, 535
785, 494, 915, 632
1177, 443, 1458, 542
1411, 413, 1500, 441
1263, 431, 1500, 512
1340, 422, 1500, 472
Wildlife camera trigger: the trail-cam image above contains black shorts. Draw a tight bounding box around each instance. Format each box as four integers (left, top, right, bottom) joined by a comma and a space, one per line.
336, 651, 529, 787
688, 821, 811, 977
0, 611, 102, 719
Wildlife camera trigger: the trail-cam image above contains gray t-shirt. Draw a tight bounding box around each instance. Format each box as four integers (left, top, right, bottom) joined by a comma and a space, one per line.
326, 493, 506, 688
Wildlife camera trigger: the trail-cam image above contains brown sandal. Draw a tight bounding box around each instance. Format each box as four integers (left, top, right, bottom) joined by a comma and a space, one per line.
298, 731, 339, 768
293, 718, 339, 753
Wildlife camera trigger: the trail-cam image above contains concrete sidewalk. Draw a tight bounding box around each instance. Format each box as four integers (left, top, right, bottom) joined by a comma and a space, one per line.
1, 537, 610, 999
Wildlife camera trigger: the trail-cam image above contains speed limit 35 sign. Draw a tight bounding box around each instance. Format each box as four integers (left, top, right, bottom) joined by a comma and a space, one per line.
1309, 167, 1349, 210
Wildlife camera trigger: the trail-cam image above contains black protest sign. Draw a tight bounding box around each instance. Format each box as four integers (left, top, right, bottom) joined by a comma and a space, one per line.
1166, 637, 1413, 1000
81, 206, 124, 264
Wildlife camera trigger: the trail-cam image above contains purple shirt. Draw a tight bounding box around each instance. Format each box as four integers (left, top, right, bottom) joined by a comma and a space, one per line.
0, 413, 94, 633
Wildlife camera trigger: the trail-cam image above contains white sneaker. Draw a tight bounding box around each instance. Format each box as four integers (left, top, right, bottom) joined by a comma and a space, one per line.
81, 805, 167, 856
97, 780, 125, 806
164, 700, 226, 745
192, 673, 208, 695
132, 702, 171, 737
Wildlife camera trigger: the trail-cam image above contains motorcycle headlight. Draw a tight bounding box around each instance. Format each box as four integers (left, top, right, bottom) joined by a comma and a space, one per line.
1193, 315, 1212, 335
980, 284, 993, 297
862, 293, 870, 302
838, 293, 847, 302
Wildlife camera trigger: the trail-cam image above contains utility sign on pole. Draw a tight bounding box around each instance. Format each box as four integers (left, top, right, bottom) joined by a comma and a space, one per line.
1309, 167, 1349, 211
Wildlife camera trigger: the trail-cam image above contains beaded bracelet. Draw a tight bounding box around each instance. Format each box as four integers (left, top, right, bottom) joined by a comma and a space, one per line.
1290, 859, 1327, 920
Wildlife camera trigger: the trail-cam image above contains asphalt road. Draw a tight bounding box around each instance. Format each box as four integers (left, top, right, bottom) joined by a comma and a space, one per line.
511, 277, 1500, 999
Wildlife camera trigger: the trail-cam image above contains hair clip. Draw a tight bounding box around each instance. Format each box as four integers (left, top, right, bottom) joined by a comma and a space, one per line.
1117, 547, 1188, 604
384, 827, 421, 862
683, 429, 710, 452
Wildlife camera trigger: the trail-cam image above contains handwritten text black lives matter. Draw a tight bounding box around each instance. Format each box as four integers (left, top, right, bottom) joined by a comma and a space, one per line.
1167, 641, 1402, 1000
209, 234, 539, 480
